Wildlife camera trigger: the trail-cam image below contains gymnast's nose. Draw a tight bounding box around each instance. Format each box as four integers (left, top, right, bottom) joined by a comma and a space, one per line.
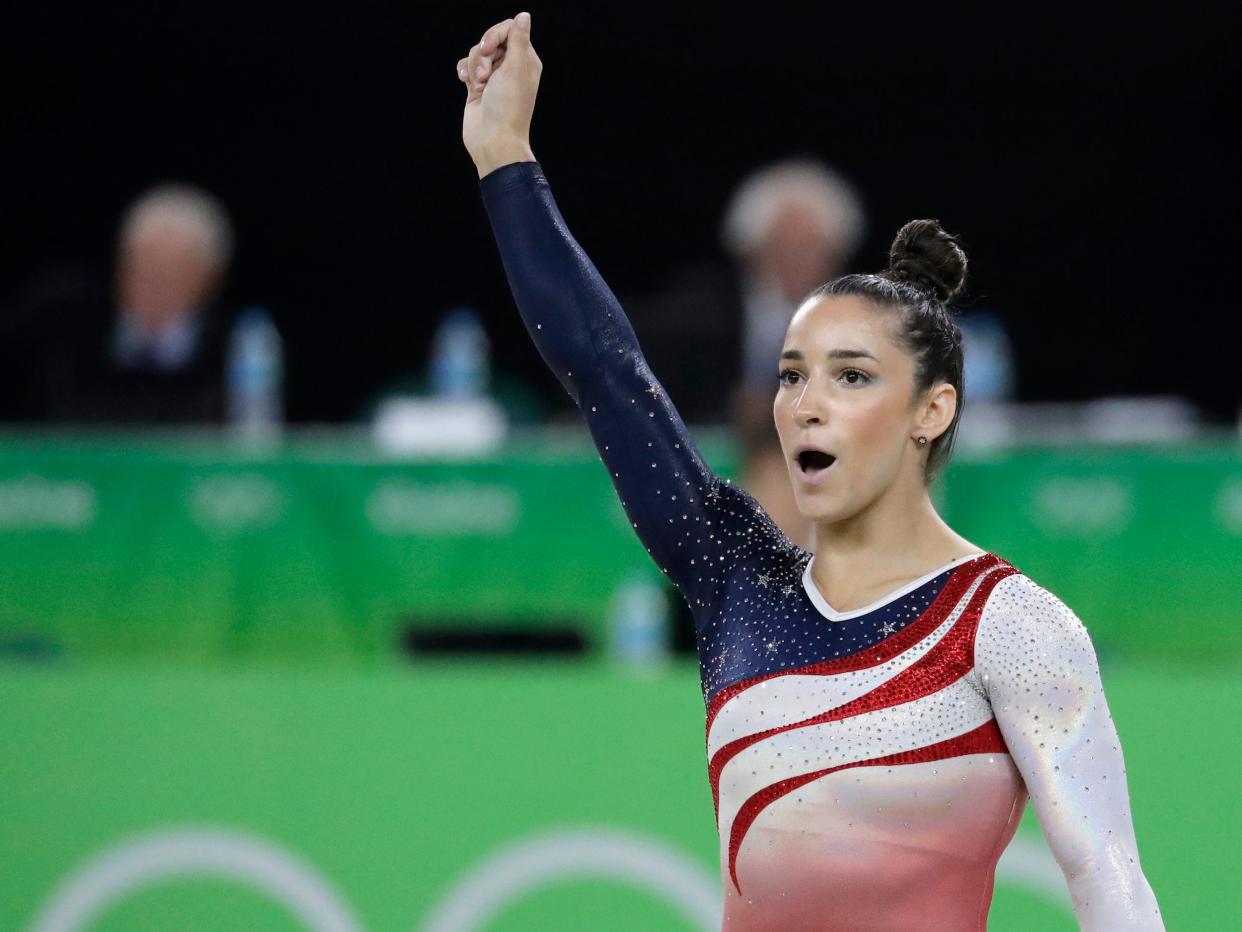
793, 375, 829, 427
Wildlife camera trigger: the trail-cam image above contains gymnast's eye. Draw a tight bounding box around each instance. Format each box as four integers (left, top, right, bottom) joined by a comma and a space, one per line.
778, 369, 801, 386
840, 368, 871, 386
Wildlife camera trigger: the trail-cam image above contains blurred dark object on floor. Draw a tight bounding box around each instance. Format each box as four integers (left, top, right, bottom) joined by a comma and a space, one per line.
401, 624, 587, 657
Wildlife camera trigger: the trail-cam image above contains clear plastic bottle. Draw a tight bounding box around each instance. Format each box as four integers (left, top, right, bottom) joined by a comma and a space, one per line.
429, 306, 490, 399
607, 567, 671, 669
226, 306, 284, 443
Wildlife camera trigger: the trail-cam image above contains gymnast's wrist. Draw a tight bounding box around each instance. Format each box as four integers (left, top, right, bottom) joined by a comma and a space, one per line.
475, 137, 537, 179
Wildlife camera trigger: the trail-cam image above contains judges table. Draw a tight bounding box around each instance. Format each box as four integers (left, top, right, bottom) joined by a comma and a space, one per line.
0, 427, 1239, 664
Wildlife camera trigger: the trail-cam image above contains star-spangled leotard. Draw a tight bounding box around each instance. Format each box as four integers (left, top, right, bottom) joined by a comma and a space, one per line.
479, 160, 1164, 931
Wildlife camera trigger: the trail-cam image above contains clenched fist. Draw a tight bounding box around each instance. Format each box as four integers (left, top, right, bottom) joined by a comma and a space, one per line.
457, 11, 541, 179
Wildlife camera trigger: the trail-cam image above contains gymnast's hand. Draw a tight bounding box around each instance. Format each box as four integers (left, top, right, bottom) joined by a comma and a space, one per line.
457, 11, 540, 179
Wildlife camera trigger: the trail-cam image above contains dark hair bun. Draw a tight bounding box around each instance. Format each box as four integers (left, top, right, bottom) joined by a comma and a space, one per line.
885, 219, 968, 303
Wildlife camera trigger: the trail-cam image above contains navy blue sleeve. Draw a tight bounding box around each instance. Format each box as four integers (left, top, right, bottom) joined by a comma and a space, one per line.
480, 160, 739, 620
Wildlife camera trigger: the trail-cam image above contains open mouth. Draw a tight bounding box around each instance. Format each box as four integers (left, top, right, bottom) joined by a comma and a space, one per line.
796, 449, 836, 476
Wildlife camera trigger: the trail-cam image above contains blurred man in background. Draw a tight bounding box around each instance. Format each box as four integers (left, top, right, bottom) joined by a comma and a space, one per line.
629, 158, 866, 550
723, 159, 866, 403
724, 158, 866, 550
623, 158, 865, 654
0, 183, 236, 424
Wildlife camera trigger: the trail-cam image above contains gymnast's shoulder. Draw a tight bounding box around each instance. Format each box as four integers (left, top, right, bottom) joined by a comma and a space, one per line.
975, 568, 1097, 660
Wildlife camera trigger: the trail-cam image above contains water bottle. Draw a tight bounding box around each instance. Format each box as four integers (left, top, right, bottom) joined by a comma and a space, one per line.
227, 306, 284, 442
959, 310, 1015, 403
607, 568, 671, 669
429, 306, 490, 399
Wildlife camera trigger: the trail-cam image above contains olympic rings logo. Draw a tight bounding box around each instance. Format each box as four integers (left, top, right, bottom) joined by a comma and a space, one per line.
26, 823, 1070, 931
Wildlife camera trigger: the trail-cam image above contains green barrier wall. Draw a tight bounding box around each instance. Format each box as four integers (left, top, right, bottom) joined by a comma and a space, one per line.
940, 443, 1242, 662
0, 429, 707, 663
1, 659, 1234, 930
0, 431, 1239, 662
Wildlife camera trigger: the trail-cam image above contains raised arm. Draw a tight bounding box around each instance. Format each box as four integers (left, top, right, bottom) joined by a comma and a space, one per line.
975, 573, 1164, 930
457, 13, 734, 619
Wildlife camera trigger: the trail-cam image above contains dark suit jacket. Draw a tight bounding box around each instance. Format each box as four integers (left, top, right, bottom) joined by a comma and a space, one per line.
0, 269, 233, 425
622, 258, 748, 427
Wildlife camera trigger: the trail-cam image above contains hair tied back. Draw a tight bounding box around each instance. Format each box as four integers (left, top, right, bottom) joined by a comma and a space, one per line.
884, 218, 968, 304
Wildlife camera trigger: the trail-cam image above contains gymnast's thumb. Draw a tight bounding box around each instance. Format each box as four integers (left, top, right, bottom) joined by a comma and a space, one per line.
511, 11, 532, 49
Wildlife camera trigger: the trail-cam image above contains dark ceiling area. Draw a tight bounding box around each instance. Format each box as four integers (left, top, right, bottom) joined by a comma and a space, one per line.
1, 2, 1236, 423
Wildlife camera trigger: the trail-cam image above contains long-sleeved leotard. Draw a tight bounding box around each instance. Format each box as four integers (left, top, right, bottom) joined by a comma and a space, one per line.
480, 160, 1163, 931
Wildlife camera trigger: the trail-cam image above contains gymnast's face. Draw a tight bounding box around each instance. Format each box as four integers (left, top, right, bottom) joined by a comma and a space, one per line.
773, 294, 946, 524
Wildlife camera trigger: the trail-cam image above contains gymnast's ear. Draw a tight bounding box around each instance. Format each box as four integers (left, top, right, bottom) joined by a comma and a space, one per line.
915, 380, 957, 443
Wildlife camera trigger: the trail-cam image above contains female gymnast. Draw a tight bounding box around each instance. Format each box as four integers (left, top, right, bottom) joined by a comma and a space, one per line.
456, 13, 1164, 931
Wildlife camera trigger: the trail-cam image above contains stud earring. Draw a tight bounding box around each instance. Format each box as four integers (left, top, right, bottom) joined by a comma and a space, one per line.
916, 436, 928, 445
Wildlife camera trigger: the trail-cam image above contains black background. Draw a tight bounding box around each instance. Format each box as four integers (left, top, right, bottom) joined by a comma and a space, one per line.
2, 2, 1237, 423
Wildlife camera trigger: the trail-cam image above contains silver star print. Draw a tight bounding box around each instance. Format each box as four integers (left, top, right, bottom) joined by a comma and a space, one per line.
756, 573, 770, 587
780, 585, 794, 597
645, 380, 661, 398
705, 484, 721, 502
879, 620, 897, 635
764, 640, 781, 653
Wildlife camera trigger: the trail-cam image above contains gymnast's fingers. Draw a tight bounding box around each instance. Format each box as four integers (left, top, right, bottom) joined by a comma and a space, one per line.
475, 18, 514, 80
460, 51, 484, 100
465, 42, 483, 82
484, 46, 506, 77
480, 18, 513, 58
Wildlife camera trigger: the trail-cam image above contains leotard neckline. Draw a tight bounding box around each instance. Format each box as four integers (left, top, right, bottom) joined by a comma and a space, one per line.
802, 550, 989, 622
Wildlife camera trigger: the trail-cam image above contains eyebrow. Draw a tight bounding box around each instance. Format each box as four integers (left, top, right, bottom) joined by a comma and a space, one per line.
780, 348, 879, 362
